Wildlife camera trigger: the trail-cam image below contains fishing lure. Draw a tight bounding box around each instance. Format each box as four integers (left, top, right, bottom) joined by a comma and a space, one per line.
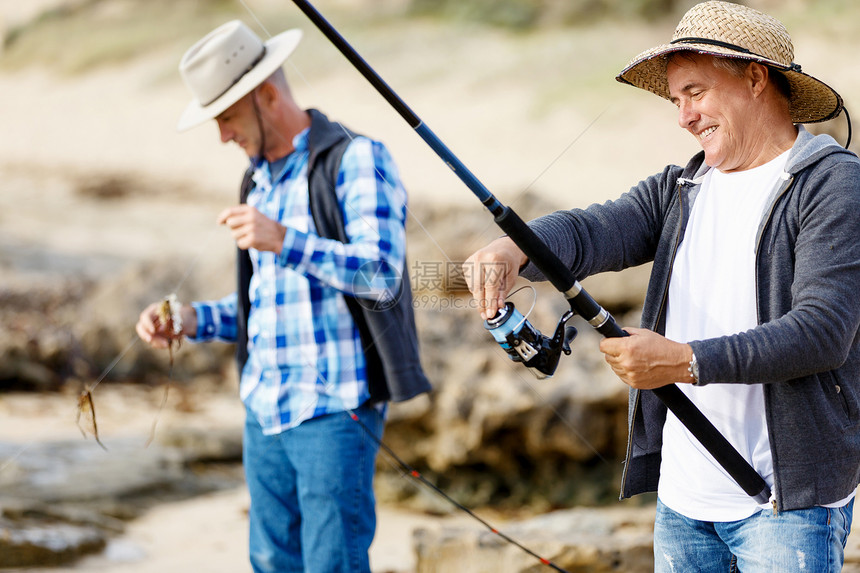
156, 293, 183, 369
76, 389, 106, 450
76, 293, 184, 449
145, 293, 184, 446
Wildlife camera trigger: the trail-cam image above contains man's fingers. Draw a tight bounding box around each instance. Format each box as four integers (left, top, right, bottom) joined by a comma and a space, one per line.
135, 320, 152, 344
217, 205, 250, 227
135, 305, 169, 349
216, 207, 234, 226
482, 287, 504, 321
465, 237, 527, 320
599, 337, 621, 356
465, 258, 506, 320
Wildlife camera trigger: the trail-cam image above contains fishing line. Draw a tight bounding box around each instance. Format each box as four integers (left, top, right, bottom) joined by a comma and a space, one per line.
349, 408, 573, 573
294, 358, 576, 573
0, 335, 141, 471
222, 4, 608, 560
0, 220, 222, 472
238, 0, 390, 242
79, 224, 219, 398
0, 223, 218, 464
470, 106, 610, 252
235, 0, 610, 458
81, 223, 220, 394
84, 335, 140, 395
508, 285, 538, 330
492, 286, 609, 464
517, 108, 609, 204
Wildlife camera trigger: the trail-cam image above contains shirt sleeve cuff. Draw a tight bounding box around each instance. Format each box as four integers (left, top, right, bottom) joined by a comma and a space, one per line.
279, 226, 310, 269
192, 302, 218, 341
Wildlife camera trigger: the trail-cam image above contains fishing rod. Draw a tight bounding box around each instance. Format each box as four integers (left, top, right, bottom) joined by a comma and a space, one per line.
345, 410, 572, 573
286, 0, 771, 507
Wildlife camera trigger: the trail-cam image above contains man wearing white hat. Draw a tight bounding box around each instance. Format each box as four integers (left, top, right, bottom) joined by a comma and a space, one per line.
136, 20, 429, 573
465, 2, 860, 570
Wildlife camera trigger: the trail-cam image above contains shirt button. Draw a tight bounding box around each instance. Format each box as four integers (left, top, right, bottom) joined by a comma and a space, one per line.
207, 326, 215, 334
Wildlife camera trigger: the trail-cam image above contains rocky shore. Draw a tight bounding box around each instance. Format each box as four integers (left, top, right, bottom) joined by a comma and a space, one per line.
3, 1, 860, 570
0, 184, 650, 569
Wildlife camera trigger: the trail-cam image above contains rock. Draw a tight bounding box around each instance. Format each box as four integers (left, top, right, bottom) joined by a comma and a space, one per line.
381, 283, 631, 509
0, 439, 185, 506
0, 427, 245, 567
0, 516, 107, 568
154, 426, 243, 463
413, 504, 656, 573
1, 194, 643, 510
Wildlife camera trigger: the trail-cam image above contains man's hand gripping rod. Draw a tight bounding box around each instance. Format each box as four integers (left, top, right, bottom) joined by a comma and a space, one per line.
289, 0, 771, 505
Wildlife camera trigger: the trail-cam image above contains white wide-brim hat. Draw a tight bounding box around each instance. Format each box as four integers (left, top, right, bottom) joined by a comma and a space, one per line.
177, 20, 302, 132
616, 1, 843, 124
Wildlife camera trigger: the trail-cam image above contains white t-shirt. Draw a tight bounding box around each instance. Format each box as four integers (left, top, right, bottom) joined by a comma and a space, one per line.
659, 151, 790, 521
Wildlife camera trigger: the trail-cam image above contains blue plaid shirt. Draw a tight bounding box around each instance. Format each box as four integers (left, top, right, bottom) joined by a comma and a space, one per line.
192, 128, 406, 434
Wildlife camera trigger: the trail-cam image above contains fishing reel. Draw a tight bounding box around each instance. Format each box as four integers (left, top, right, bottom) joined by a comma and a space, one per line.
484, 302, 578, 379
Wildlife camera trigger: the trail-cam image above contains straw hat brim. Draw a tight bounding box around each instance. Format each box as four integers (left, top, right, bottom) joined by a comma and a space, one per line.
616, 43, 843, 124
177, 28, 303, 132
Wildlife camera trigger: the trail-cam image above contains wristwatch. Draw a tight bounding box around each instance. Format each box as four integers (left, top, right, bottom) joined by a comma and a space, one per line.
688, 352, 699, 385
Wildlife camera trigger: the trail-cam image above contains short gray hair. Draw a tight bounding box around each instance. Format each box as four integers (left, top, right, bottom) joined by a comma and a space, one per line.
666, 52, 791, 101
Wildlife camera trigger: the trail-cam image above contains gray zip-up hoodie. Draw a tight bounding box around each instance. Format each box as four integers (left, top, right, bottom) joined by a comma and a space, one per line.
521, 127, 860, 512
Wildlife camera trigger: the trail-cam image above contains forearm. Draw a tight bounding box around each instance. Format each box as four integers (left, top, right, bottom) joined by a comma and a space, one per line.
520, 165, 680, 283
280, 136, 408, 301
279, 227, 406, 301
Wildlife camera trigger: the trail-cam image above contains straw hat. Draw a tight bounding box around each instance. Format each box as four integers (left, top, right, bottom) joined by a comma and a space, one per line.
177, 20, 302, 132
616, 1, 842, 124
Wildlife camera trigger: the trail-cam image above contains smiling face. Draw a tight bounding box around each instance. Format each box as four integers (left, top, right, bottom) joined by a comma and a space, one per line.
667, 52, 774, 172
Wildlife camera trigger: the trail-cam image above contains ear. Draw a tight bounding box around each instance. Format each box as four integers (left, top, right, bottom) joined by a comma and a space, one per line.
747, 62, 769, 98
255, 80, 279, 110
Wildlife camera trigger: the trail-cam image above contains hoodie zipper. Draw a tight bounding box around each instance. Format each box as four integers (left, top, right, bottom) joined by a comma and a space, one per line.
619, 177, 692, 498
754, 171, 795, 517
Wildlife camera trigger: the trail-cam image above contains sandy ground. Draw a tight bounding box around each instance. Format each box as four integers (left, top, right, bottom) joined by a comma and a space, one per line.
0, 40, 544, 572
0, 386, 477, 573
2, 2, 860, 571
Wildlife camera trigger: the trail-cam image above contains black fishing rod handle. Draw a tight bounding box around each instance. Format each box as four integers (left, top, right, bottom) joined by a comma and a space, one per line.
493, 206, 624, 333
493, 206, 770, 502
597, 302, 770, 500
289, 0, 770, 505
603, 315, 770, 500
653, 385, 771, 502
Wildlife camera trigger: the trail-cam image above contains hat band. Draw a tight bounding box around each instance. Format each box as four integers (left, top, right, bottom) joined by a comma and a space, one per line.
669, 37, 803, 73
670, 36, 757, 55
199, 46, 268, 107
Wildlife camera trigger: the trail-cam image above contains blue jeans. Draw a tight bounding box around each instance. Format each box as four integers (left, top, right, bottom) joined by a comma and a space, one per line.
654, 498, 854, 572
243, 402, 384, 573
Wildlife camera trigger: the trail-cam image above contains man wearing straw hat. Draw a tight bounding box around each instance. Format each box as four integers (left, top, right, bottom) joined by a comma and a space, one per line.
136, 20, 429, 573
466, 1, 860, 570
